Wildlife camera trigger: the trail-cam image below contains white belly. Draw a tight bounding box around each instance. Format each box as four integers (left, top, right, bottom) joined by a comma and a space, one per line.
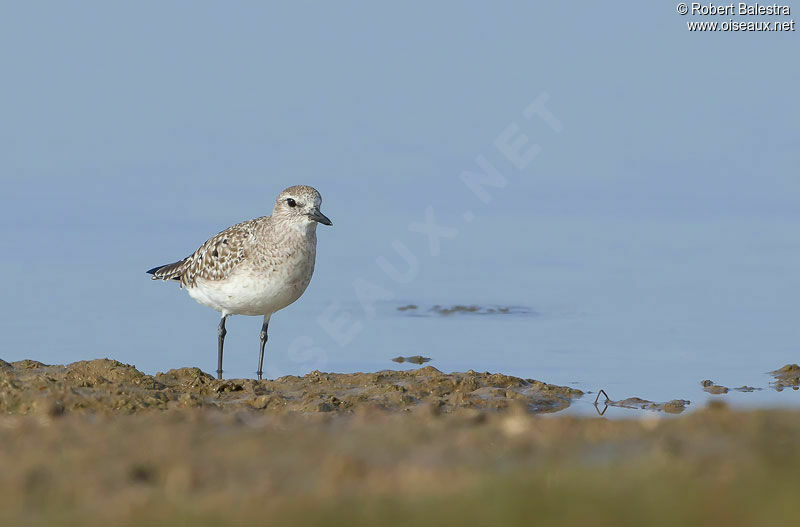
187, 263, 312, 317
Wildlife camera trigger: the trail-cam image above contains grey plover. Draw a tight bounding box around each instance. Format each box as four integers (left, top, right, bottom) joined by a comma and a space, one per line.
147, 185, 332, 380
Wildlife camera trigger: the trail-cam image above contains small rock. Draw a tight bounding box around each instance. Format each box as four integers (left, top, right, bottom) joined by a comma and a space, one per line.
250, 395, 270, 410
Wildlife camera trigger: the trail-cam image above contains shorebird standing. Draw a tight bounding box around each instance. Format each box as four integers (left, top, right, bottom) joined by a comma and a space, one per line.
146, 185, 332, 380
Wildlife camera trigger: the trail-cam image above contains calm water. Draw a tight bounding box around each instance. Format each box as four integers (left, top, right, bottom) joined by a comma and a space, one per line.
4, 213, 798, 418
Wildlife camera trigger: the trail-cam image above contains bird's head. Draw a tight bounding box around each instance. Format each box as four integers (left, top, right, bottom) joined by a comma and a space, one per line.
273, 185, 332, 227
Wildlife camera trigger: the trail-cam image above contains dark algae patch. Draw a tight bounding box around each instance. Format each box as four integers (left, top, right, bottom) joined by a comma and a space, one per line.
391, 355, 431, 364
430, 305, 523, 316
432, 304, 481, 315
0, 359, 582, 416
396, 304, 530, 316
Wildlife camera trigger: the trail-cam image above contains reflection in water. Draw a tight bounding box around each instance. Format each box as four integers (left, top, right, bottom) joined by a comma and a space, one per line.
391, 355, 431, 365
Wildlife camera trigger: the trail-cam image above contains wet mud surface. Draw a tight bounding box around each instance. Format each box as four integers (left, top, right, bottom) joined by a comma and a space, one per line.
771, 364, 800, 390
0, 358, 582, 417
593, 389, 690, 414
2, 400, 800, 526
3, 358, 800, 525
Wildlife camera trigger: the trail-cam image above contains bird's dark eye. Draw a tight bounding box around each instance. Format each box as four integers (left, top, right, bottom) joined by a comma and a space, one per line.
286, 198, 296, 207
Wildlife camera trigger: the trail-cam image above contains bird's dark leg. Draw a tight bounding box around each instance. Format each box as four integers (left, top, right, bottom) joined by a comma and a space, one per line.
257, 316, 269, 381
217, 315, 228, 380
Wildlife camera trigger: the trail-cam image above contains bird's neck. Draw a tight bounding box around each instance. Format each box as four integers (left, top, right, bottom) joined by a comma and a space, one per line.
288, 219, 317, 240
260, 216, 317, 246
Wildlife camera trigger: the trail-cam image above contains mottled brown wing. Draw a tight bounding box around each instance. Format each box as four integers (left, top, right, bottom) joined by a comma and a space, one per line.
179, 220, 255, 287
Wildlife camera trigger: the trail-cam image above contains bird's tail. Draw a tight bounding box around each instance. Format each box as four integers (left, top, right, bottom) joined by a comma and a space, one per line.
146, 259, 187, 282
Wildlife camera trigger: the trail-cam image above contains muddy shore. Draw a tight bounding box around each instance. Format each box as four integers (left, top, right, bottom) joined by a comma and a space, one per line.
0, 358, 581, 416
2, 358, 800, 526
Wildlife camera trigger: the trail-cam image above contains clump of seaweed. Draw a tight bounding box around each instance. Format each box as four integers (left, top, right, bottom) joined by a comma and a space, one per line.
396, 304, 529, 316
431, 305, 480, 315
733, 386, 761, 392
391, 356, 431, 365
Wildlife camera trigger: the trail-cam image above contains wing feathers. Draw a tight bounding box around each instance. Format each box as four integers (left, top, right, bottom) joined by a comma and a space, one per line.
146, 260, 187, 282
147, 218, 259, 287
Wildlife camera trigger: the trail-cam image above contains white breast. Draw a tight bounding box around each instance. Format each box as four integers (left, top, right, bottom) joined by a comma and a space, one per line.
187, 244, 316, 317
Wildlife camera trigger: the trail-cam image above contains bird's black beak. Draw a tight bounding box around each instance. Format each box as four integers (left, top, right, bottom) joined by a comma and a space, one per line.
308, 208, 332, 226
